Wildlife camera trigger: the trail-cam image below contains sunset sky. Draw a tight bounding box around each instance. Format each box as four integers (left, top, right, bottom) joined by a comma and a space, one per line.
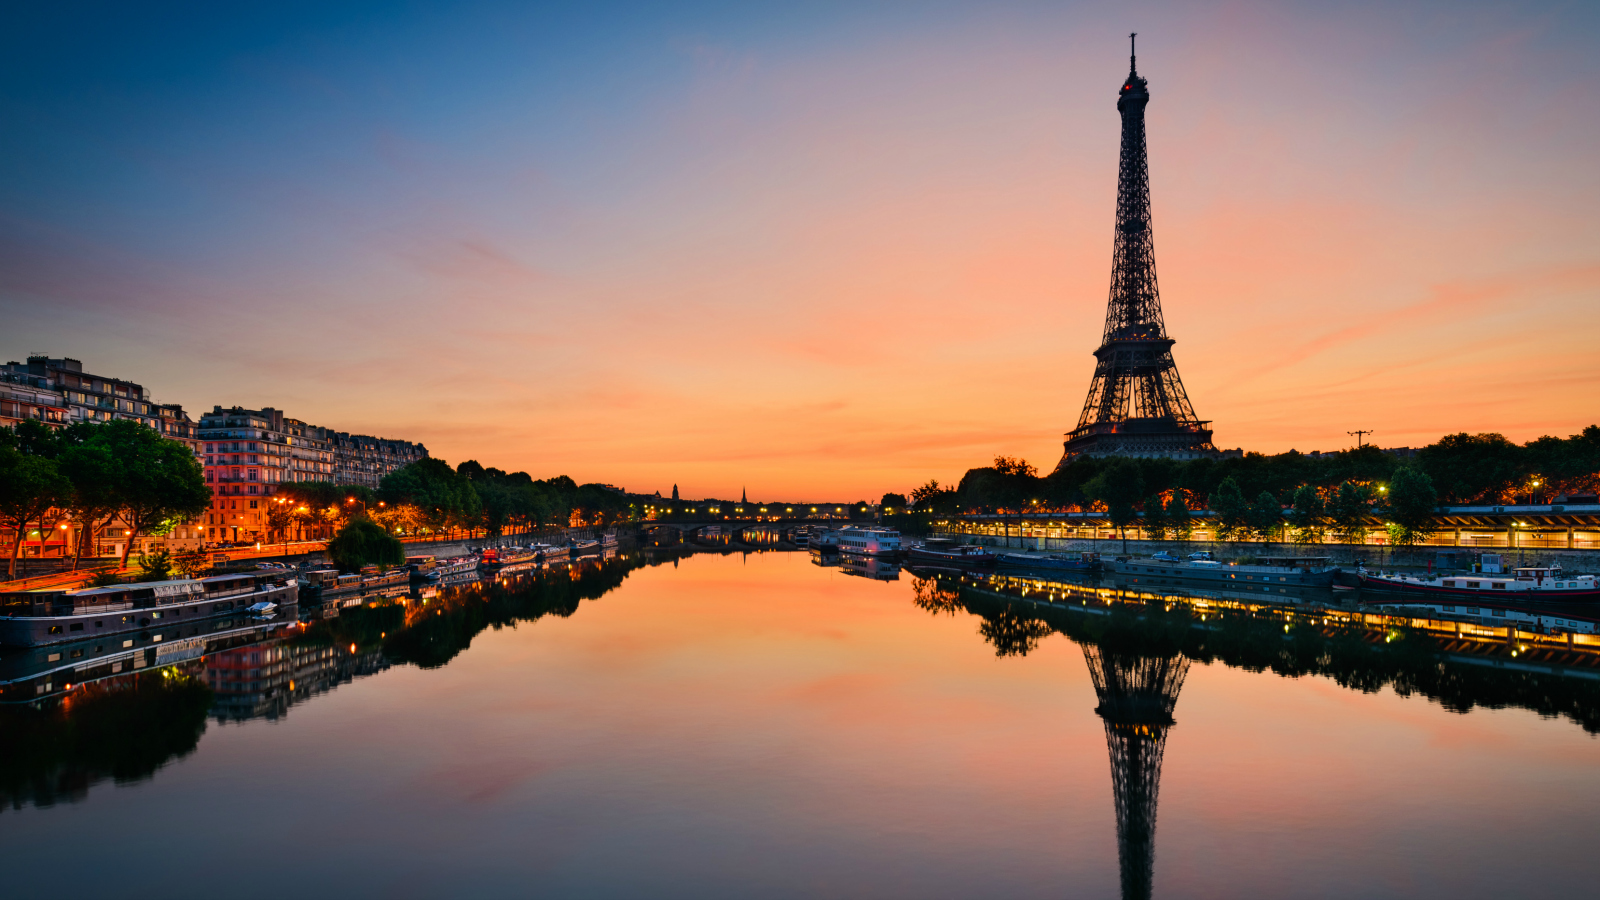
3, 1, 1596, 500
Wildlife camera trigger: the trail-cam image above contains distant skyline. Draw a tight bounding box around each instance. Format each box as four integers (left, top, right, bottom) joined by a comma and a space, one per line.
4, 1, 1597, 500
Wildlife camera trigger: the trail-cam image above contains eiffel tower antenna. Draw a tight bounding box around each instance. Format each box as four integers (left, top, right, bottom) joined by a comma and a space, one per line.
1083, 644, 1191, 900
1056, 41, 1217, 470
1130, 32, 1137, 72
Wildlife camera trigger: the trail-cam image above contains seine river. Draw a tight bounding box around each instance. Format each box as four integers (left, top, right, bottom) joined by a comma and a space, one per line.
4, 549, 1600, 898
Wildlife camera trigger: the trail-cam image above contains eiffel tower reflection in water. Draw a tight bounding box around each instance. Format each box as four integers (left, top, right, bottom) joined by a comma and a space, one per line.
1083, 643, 1191, 900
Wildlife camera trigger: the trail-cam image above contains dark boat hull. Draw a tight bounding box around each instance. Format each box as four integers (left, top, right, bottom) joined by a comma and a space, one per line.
996, 554, 1100, 573
907, 549, 996, 568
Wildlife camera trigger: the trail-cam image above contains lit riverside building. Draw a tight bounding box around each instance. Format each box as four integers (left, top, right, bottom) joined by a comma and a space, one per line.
199, 405, 426, 544
1, 355, 207, 556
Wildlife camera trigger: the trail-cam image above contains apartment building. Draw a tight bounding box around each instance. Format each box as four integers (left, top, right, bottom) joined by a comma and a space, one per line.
0, 371, 67, 429
331, 431, 428, 488
1, 357, 206, 555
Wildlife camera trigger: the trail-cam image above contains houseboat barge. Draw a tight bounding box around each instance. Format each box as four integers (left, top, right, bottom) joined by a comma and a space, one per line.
408, 554, 479, 582
907, 538, 997, 568
997, 551, 1102, 574
1109, 556, 1341, 594
0, 571, 298, 648
1355, 567, 1599, 602
1, 616, 298, 705
479, 547, 540, 570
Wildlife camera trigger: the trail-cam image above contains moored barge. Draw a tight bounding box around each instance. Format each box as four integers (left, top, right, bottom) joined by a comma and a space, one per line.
1109, 556, 1341, 593
997, 551, 1102, 574
0, 572, 298, 648
1356, 566, 1599, 602
907, 538, 997, 568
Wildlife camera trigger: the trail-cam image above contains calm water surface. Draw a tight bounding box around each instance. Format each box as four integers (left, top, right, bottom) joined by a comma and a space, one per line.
4, 550, 1599, 899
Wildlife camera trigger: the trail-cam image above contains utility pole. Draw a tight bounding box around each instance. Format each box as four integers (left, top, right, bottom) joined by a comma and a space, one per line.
1348, 430, 1374, 449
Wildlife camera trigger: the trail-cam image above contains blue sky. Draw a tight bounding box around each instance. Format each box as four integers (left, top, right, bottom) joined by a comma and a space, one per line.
5, 1, 1598, 497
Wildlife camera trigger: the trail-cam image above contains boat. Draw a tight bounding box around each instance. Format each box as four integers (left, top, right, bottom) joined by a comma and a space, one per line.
406, 555, 438, 582
1356, 566, 1600, 601
996, 551, 1102, 573
907, 538, 997, 568
839, 527, 901, 558
599, 531, 619, 548
359, 566, 408, 590
808, 530, 839, 552
0, 572, 299, 648
791, 528, 810, 548
1108, 556, 1341, 593
246, 601, 278, 618
480, 547, 540, 570
536, 544, 571, 564
570, 539, 601, 556
432, 555, 479, 577
297, 568, 342, 600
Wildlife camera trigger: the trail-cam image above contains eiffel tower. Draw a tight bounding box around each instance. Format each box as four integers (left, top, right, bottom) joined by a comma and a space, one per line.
1083, 642, 1191, 900
1058, 35, 1216, 470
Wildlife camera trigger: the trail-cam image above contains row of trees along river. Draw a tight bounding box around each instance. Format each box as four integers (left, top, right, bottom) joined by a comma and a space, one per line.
881, 427, 1600, 548
0, 417, 637, 580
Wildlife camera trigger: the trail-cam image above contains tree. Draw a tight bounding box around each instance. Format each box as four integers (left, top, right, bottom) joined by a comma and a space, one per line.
1085, 459, 1144, 553
91, 420, 210, 567
1330, 481, 1373, 546
1166, 492, 1193, 542
172, 547, 209, 577
1210, 477, 1249, 547
910, 480, 959, 516
573, 483, 631, 529
1418, 432, 1522, 504
1248, 491, 1284, 550
58, 438, 121, 568
977, 604, 1054, 657
134, 547, 174, 582
0, 448, 73, 579
326, 519, 406, 572
379, 458, 481, 536
880, 492, 908, 514
1142, 494, 1167, 542
1286, 484, 1326, 544
1384, 466, 1438, 555
264, 498, 298, 554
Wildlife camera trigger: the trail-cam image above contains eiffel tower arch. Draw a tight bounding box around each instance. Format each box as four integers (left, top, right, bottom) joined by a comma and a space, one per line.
1058, 36, 1218, 472
1083, 642, 1191, 900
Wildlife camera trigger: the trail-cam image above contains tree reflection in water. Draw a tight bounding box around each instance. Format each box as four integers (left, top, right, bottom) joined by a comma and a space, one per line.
929, 572, 1600, 899
0, 555, 650, 811
0, 671, 212, 810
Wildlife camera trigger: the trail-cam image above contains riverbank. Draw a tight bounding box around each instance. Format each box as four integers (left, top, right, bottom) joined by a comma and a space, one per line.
939, 528, 1600, 571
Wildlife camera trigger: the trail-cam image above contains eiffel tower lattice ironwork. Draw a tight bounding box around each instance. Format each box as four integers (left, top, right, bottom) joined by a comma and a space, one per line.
1058, 35, 1216, 470
1083, 642, 1191, 900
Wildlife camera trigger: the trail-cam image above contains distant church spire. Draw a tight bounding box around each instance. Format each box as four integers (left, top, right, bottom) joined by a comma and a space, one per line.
742, 486, 748, 503
672, 484, 679, 501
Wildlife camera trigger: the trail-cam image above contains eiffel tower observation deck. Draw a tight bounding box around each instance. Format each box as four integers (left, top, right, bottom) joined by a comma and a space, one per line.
1058, 36, 1218, 471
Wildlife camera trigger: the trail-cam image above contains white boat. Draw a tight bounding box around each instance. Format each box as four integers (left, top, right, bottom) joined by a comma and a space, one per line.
839, 527, 900, 558
246, 601, 278, 617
